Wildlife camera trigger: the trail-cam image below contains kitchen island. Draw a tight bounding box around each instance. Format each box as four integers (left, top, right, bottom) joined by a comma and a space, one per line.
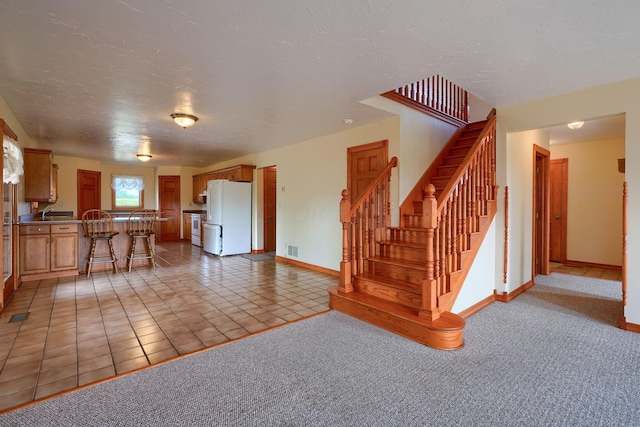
18, 214, 171, 279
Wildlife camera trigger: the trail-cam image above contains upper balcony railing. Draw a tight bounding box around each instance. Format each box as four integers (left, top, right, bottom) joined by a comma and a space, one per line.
381, 75, 469, 127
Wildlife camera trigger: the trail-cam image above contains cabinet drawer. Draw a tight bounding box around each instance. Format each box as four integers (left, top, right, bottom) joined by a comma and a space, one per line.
51, 224, 78, 234
20, 225, 50, 235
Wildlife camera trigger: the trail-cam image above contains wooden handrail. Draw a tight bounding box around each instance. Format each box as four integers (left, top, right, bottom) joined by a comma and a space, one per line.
436, 110, 496, 208
339, 157, 398, 293
419, 110, 497, 318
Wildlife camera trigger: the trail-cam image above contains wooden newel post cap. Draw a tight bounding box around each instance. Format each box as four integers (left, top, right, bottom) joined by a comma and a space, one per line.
341, 189, 349, 200
424, 184, 436, 199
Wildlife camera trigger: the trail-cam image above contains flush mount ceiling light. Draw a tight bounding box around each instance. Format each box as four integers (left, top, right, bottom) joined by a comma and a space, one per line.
171, 113, 198, 128
567, 121, 584, 130
136, 154, 152, 162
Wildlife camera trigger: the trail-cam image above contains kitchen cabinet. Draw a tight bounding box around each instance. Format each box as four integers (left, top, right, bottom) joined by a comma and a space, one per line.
19, 224, 78, 278
24, 148, 58, 203
183, 213, 192, 241
192, 164, 255, 203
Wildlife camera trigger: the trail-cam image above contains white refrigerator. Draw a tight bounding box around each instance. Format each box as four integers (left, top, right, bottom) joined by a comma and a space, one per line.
203, 180, 252, 256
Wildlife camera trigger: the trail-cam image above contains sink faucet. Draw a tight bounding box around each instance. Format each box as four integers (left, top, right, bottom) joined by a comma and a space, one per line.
42, 205, 55, 220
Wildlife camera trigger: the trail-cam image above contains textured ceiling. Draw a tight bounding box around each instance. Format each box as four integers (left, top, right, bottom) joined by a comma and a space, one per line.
0, 1, 637, 166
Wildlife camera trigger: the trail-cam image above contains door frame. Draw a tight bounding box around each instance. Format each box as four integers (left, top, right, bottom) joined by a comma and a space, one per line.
533, 145, 551, 278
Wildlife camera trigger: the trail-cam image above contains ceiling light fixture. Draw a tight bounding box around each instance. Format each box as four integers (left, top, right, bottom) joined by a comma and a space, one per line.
567, 121, 584, 130
136, 154, 152, 162
171, 113, 198, 128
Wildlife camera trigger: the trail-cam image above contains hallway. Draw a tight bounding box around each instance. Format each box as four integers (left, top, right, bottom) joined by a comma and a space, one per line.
0, 242, 333, 411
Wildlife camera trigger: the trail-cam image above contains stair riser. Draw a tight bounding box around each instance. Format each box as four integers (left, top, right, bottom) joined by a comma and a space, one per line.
378, 244, 425, 263
442, 156, 464, 166
437, 165, 459, 176
449, 146, 470, 157
365, 260, 424, 286
388, 229, 427, 244
402, 215, 424, 228
354, 278, 421, 308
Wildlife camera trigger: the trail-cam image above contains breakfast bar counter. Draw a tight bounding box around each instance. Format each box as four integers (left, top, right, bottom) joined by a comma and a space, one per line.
18, 215, 170, 277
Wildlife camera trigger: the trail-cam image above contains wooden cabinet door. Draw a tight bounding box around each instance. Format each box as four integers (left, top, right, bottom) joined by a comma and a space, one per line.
51, 232, 78, 271
24, 148, 53, 202
183, 214, 192, 241
20, 234, 50, 274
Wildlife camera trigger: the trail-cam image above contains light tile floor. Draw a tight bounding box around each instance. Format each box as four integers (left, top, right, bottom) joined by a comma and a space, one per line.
0, 242, 334, 412
549, 262, 622, 281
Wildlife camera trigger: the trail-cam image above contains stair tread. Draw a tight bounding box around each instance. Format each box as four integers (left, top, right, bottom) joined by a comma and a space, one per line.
378, 239, 425, 249
388, 226, 427, 231
368, 255, 425, 270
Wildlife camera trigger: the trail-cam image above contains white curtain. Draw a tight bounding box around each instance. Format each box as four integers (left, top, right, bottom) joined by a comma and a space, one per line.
3, 135, 23, 184
111, 175, 145, 191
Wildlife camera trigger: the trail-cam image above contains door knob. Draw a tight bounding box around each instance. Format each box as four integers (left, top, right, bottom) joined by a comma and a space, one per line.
555, 215, 560, 219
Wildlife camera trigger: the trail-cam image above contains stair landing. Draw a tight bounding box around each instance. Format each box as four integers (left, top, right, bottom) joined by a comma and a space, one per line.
328, 285, 465, 350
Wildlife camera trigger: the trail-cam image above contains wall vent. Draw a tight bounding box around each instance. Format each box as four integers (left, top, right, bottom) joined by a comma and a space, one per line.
287, 245, 299, 258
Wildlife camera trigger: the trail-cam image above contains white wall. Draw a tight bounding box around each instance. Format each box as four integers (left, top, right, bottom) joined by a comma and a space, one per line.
496, 77, 640, 325
453, 220, 496, 314
361, 96, 458, 206
551, 139, 625, 266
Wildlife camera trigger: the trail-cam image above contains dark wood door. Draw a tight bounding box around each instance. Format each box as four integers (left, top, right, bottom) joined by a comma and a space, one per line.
264, 166, 277, 252
550, 159, 568, 263
347, 140, 388, 202
159, 176, 181, 241
77, 169, 101, 218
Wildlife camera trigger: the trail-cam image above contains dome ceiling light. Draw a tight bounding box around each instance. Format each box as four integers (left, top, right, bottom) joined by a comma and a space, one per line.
136, 154, 152, 161
171, 113, 198, 128
567, 121, 584, 130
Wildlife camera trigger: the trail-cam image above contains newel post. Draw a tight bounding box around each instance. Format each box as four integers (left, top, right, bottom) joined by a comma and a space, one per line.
339, 189, 353, 293
419, 184, 440, 321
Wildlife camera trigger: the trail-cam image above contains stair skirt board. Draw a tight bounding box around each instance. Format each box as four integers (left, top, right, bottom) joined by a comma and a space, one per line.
328, 286, 465, 350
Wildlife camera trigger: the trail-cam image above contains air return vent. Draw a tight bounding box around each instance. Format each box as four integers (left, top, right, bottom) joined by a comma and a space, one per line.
287, 245, 299, 258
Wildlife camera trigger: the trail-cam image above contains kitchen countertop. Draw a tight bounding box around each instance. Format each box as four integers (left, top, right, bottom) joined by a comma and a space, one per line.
19, 216, 172, 225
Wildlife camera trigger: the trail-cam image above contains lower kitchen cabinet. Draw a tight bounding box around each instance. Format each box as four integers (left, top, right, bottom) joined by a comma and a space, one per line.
20, 224, 79, 279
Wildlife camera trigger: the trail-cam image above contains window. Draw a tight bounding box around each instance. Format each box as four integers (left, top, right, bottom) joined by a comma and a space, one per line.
111, 175, 144, 209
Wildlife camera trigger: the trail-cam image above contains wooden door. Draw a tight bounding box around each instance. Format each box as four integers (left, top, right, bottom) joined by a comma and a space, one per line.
77, 169, 101, 218
159, 176, 181, 241
264, 166, 277, 252
550, 159, 568, 263
533, 145, 550, 276
347, 140, 388, 202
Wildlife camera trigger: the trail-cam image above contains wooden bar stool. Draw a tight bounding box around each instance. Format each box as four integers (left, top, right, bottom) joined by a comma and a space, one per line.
126, 209, 157, 272
81, 209, 119, 277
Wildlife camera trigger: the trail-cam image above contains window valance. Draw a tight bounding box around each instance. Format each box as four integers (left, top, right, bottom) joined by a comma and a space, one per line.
111, 175, 145, 191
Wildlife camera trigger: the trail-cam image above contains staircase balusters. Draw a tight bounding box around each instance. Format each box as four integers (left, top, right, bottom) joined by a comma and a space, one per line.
422, 112, 496, 312
339, 157, 398, 293
382, 75, 469, 125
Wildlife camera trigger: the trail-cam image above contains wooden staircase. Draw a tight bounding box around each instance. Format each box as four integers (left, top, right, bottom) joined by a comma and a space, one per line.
329, 111, 497, 350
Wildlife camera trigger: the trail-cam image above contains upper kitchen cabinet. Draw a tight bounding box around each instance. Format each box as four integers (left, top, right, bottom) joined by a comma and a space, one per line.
192, 165, 255, 203
24, 148, 57, 203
